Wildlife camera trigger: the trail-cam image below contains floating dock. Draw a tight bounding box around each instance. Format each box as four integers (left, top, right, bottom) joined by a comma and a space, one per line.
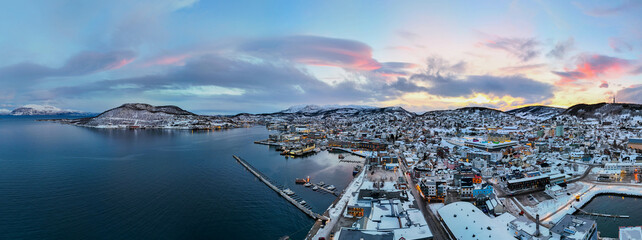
309, 184, 339, 196
573, 206, 629, 218
233, 155, 328, 221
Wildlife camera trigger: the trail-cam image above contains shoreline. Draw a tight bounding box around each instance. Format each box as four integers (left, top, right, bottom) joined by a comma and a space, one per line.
305, 159, 367, 239
534, 183, 642, 224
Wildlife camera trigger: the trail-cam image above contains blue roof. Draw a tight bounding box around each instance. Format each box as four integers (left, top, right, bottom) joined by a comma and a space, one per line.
629, 139, 642, 144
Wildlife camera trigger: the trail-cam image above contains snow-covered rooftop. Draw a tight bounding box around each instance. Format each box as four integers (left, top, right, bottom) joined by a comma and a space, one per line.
438, 201, 515, 240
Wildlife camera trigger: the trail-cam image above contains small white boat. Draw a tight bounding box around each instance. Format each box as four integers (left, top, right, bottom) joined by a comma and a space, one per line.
304, 182, 312, 187
326, 185, 336, 190
318, 181, 325, 186
312, 186, 319, 191
283, 188, 295, 195
299, 200, 306, 205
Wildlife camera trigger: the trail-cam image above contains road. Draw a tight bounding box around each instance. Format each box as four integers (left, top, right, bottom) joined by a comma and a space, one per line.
399, 160, 451, 240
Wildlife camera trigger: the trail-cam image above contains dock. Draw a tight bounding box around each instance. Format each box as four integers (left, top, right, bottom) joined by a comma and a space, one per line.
233, 155, 328, 221
308, 184, 339, 196
573, 206, 629, 218
339, 159, 363, 163
253, 140, 283, 146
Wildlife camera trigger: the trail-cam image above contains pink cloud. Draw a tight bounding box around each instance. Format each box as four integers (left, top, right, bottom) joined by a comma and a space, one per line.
239, 35, 383, 71
105, 58, 135, 70
142, 54, 191, 67
552, 54, 633, 87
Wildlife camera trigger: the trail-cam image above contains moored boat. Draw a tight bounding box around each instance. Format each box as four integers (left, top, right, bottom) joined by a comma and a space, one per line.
283, 188, 295, 195
326, 185, 336, 190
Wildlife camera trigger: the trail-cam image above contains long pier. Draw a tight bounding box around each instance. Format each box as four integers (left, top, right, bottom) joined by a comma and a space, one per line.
339, 159, 363, 163
233, 155, 328, 221
253, 140, 283, 146
572, 206, 629, 218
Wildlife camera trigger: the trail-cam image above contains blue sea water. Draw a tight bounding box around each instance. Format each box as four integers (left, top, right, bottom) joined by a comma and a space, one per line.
0, 116, 360, 239
575, 194, 642, 238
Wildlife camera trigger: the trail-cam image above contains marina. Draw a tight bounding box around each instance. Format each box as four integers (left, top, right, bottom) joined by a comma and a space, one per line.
233, 155, 327, 221
572, 206, 629, 218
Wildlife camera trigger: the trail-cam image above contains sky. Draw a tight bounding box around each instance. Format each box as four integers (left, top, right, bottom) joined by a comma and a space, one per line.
0, 0, 641, 114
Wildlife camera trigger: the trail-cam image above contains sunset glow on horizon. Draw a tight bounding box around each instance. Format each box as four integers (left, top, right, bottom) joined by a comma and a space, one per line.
0, 0, 641, 114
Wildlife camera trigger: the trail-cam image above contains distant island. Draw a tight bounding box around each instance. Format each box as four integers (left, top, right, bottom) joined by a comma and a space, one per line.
0, 104, 87, 116
51, 103, 239, 129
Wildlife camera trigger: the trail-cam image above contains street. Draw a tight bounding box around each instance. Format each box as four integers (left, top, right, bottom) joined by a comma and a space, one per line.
399, 160, 451, 240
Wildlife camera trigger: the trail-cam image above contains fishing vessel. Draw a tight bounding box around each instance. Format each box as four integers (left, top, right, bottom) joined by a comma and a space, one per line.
304, 182, 312, 187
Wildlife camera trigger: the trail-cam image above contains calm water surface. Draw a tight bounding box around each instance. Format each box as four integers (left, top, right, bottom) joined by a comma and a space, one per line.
0, 116, 360, 239
575, 194, 642, 238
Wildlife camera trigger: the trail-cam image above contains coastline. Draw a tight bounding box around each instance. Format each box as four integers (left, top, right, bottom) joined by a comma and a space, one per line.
305, 161, 367, 239
530, 183, 642, 224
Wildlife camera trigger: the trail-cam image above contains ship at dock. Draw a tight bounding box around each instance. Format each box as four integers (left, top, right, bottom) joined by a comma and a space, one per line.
280, 142, 316, 157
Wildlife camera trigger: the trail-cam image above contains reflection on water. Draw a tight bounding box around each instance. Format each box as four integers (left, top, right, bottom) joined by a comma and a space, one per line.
0, 117, 359, 239
576, 194, 642, 238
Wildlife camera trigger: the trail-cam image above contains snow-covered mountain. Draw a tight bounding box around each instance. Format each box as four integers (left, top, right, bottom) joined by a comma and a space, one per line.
9, 104, 81, 116
562, 103, 642, 119
279, 104, 375, 114
268, 104, 414, 119
60, 103, 232, 129
506, 105, 565, 121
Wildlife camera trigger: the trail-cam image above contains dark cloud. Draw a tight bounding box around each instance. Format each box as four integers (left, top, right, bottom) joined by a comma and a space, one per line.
551, 71, 586, 79
500, 64, 546, 73
33, 54, 414, 112
616, 84, 642, 103
238, 35, 382, 71
482, 37, 540, 62
372, 62, 419, 77
547, 37, 574, 59
411, 57, 554, 104
0, 50, 136, 84
599, 81, 609, 88
412, 74, 553, 104
608, 38, 633, 53
389, 77, 427, 92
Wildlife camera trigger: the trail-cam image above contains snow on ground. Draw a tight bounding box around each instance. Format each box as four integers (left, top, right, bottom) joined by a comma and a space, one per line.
311, 168, 366, 239
528, 183, 642, 225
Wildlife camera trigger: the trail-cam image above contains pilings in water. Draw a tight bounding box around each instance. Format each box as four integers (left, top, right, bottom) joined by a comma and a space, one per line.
572, 206, 630, 218
233, 155, 328, 221
339, 159, 363, 164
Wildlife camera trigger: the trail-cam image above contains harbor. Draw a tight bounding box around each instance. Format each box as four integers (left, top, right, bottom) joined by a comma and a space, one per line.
233, 155, 328, 221
572, 206, 629, 218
